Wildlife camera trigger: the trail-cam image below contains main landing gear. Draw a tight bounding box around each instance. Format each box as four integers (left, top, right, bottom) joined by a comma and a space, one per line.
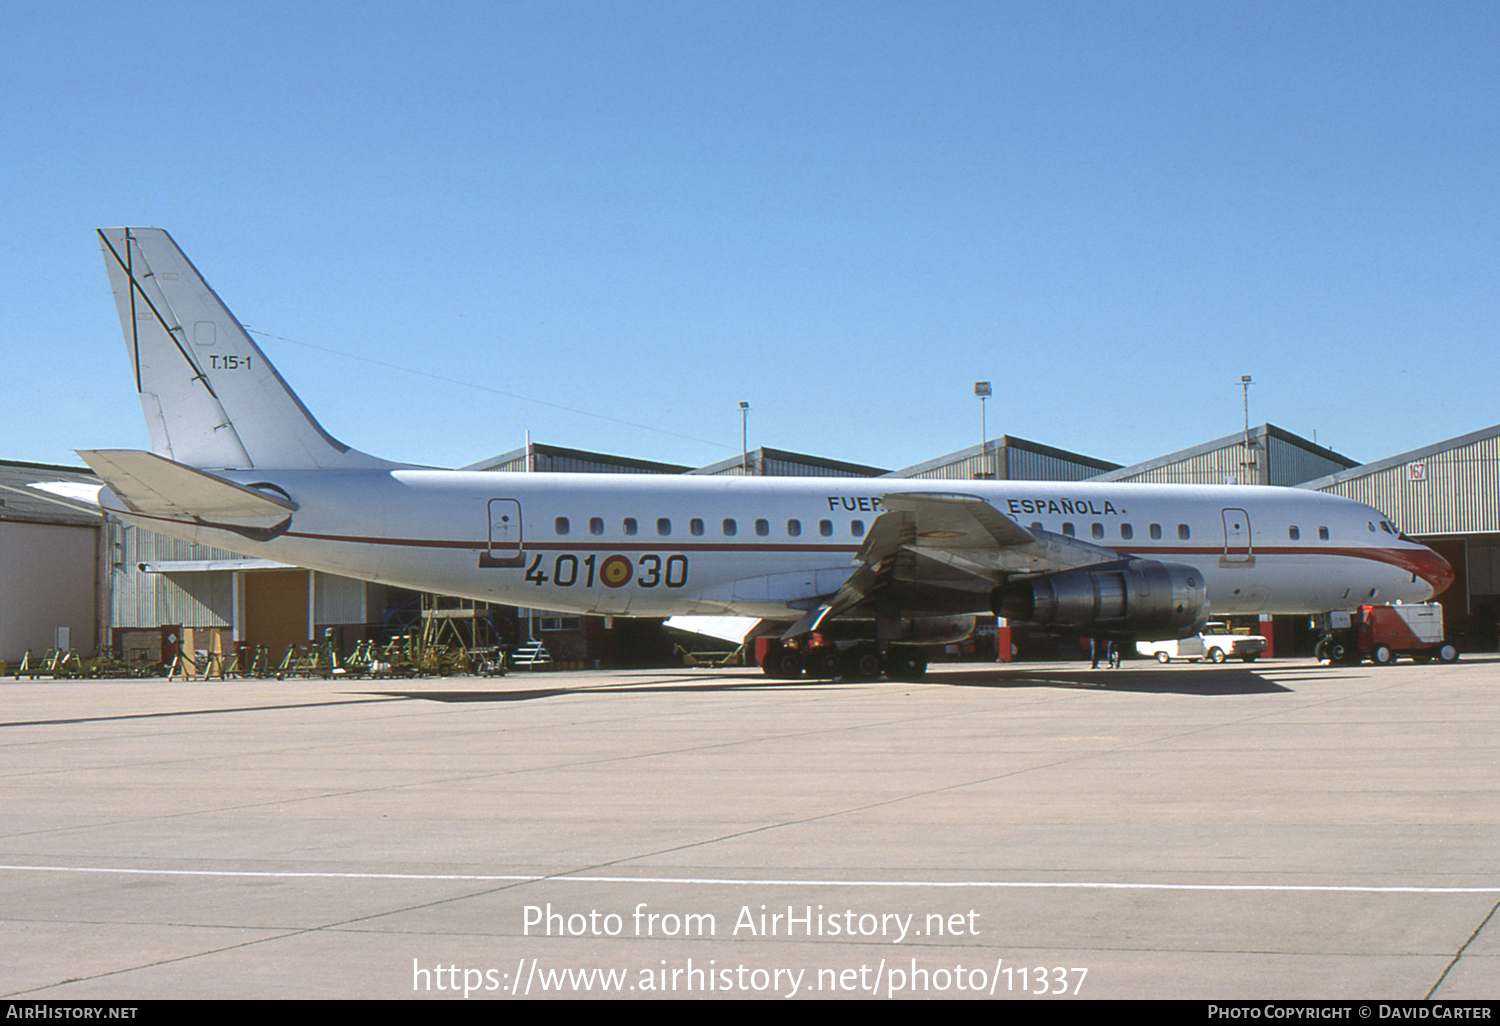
760, 640, 928, 682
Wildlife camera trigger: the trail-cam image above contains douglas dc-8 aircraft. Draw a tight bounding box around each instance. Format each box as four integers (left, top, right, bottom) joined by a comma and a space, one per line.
80, 228, 1452, 680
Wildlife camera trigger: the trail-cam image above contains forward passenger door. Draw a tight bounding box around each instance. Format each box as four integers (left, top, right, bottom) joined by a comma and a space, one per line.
479, 498, 524, 567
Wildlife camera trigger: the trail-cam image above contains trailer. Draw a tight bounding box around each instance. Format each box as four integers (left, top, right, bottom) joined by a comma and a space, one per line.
1316, 603, 1457, 665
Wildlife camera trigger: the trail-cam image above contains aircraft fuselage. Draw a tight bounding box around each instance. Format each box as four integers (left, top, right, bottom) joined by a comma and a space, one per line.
101, 471, 1448, 625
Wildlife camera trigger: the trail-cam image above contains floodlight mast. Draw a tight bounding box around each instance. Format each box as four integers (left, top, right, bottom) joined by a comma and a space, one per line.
1240, 375, 1255, 484
739, 401, 750, 476
974, 381, 992, 478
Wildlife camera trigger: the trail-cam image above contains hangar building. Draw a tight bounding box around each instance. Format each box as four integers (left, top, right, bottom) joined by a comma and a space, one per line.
0, 461, 102, 666
1302, 422, 1500, 650
18, 417, 1499, 670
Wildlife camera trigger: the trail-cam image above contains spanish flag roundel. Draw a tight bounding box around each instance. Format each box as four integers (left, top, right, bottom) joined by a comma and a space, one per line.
600, 554, 633, 588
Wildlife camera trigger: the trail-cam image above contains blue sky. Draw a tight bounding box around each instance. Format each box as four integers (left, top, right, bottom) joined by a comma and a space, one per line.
3, 1, 1498, 473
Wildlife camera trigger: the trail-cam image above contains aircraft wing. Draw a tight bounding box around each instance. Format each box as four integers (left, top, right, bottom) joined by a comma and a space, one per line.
783, 492, 1086, 637
77, 449, 297, 523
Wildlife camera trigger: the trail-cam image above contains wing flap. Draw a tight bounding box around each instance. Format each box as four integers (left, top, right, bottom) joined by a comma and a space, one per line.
875, 492, 1035, 549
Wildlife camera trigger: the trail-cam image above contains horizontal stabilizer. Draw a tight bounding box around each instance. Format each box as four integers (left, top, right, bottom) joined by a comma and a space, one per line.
25, 480, 105, 508
77, 449, 297, 523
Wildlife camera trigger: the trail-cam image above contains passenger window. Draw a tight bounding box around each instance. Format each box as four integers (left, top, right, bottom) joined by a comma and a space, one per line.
1091, 523, 1104, 539
1030, 522, 1043, 532
690, 518, 704, 536
589, 517, 604, 536
1062, 523, 1075, 537
819, 520, 833, 537
623, 517, 638, 536
755, 519, 769, 537
1177, 524, 1190, 540
657, 518, 671, 536
1319, 526, 1330, 541
722, 518, 737, 536
554, 517, 570, 535
1149, 523, 1162, 540
1288, 526, 1300, 541
1120, 524, 1133, 540
787, 519, 801, 537
851, 520, 865, 537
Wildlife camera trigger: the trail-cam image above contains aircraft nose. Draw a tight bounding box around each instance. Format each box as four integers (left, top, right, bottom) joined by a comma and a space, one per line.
1410, 546, 1455, 598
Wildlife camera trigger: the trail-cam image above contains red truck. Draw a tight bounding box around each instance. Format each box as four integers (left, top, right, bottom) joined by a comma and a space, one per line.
1316, 603, 1458, 665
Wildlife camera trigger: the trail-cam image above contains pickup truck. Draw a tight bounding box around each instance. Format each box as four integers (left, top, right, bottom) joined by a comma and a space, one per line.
1136, 624, 1268, 664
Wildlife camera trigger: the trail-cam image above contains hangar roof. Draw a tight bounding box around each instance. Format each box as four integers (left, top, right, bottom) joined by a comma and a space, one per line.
885, 435, 1118, 481
462, 443, 691, 475
688, 447, 888, 477
0, 460, 102, 528
1089, 424, 1356, 486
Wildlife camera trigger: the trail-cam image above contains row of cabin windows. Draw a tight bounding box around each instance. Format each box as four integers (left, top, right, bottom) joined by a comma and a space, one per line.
1042, 521, 1196, 540
1039, 522, 1342, 542
553, 516, 867, 539
554, 516, 1380, 543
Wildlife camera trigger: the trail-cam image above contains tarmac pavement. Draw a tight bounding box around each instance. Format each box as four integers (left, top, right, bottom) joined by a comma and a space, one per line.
2, 656, 1497, 1000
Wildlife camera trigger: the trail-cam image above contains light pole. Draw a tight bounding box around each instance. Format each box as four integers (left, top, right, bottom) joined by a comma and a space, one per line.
739, 401, 750, 475
1239, 375, 1255, 484
974, 382, 992, 478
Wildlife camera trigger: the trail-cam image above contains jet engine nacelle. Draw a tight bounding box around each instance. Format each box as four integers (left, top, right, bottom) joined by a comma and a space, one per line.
990, 559, 1207, 639
892, 615, 978, 646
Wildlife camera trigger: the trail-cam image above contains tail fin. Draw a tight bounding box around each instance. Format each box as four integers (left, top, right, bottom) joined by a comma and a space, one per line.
97, 228, 395, 470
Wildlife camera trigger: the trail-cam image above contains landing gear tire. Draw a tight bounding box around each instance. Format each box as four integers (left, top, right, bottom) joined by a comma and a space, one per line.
762, 643, 804, 679
842, 644, 883, 681
883, 645, 928, 682
807, 646, 842, 679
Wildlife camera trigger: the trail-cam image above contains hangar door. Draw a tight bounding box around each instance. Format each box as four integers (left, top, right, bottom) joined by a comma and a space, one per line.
244, 569, 310, 653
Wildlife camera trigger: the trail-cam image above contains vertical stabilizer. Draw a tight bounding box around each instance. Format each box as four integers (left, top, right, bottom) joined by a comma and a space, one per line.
98, 228, 395, 470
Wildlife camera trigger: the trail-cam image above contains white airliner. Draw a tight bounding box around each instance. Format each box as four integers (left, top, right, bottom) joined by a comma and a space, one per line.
81, 228, 1453, 680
